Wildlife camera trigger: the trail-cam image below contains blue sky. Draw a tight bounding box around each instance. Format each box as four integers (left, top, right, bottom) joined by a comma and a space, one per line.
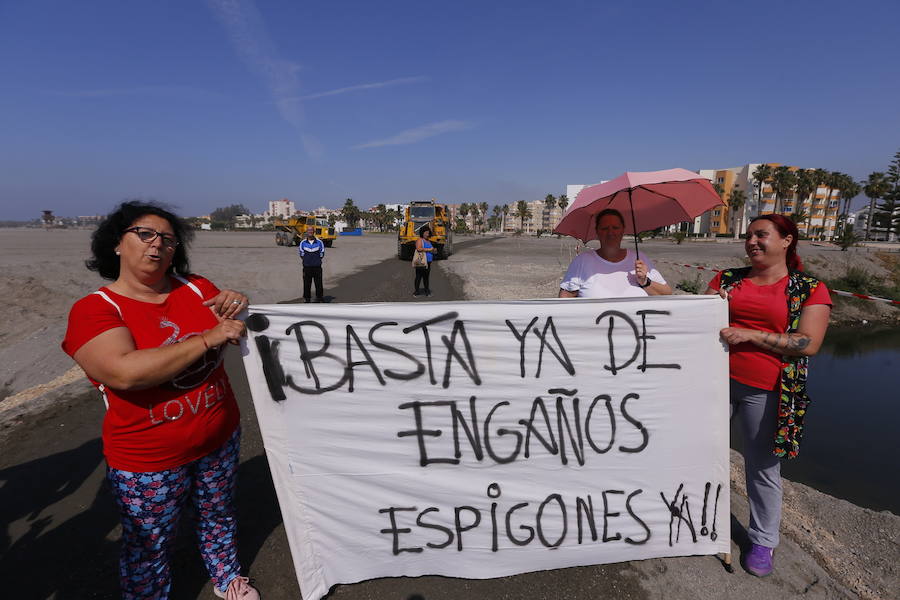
1, 0, 898, 220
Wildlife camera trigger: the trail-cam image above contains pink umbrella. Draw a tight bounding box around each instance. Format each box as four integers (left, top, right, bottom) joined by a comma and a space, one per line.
554, 168, 723, 254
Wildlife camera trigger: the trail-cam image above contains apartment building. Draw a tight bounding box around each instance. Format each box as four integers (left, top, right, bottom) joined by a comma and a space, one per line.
498, 198, 567, 234
698, 164, 842, 239
265, 198, 296, 220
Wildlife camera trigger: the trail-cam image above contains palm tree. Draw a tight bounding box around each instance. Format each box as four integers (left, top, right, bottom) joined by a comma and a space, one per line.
728, 188, 748, 239
341, 198, 361, 229
863, 172, 889, 240
459, 203, 471, 232
752, 164, 773, 214
804, 168, 827, 236
544, 194, 556, 231
557, 195, 569, 213
479, 202, 488, 234
878, 150, 900, 242
836, 177, 860, 238
502, 204, 510, 233
374, 203, 387, 232
771, 166, 796, 215
491, 205, 503, 232
794, 170, 816, 237
515, 200, 531, 232
788, 210, 808, 225
822, 172, 845, 240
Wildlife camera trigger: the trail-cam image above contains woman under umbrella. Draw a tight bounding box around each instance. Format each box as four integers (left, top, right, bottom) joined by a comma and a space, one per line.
559, 208, 671, 298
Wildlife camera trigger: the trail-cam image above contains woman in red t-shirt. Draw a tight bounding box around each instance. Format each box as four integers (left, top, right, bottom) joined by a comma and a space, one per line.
705, 214, 831, 578
62, 201, 259, 600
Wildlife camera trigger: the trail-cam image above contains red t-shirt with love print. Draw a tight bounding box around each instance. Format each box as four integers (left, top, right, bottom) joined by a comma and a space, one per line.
62, 274, 240, 472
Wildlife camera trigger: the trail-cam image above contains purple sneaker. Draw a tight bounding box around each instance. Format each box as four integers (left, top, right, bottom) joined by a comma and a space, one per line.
744, 543, 774, 577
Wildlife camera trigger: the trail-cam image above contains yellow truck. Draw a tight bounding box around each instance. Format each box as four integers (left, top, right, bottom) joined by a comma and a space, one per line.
274, 215, 336, 247
397, 199, 453, 260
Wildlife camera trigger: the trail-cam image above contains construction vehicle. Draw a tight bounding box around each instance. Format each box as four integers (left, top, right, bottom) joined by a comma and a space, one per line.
273, 215, 336, 247
397, 199, 453, 260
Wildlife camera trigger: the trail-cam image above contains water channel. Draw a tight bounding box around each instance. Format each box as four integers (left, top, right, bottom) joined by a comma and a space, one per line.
733, 325, 900, 515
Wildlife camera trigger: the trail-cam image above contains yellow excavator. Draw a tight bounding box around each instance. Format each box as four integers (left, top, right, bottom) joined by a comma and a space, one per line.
397, 199, 453, 260
273, 215, 336, 247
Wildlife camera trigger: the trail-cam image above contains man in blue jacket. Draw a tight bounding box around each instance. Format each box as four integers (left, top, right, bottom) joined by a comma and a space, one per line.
298, 225, 325, 302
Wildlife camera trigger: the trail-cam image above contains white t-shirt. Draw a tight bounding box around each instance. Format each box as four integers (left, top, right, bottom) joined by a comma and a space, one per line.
560, 248, 666, 298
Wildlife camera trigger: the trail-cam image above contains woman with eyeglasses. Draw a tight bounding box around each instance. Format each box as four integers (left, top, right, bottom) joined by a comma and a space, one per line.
62, 201, 259, 599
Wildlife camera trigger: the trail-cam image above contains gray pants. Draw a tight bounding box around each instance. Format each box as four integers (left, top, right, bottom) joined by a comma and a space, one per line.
731, 379, 782, 548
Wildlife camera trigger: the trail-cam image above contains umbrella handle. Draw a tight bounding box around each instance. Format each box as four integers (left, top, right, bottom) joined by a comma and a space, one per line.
629, 189, 640, 259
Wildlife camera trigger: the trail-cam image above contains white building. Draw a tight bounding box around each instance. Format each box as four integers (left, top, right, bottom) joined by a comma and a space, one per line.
265, 198, 296, 219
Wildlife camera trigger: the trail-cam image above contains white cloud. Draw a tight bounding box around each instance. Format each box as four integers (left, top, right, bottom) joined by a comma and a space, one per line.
353, 120, 474, 150
296, 76, 427, 101
206, 0, 321, 156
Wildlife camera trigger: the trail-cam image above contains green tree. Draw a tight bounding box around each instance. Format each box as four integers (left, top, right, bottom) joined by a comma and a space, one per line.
794, 169, 816, 237
502, 204, 510, 232
209, 204, 250, 229
491, 205, 502, 232
728, 188, 748, 239
371, 203, 387, 231
836, 177, 860, 238
771, 166, 796, 215
863, 172, 889, 240
459, 203, 471, 232
822, 172, 845, 240
788, 210, 808, 225
515, 200, 532, 233
478, 202, 488, 234
752, 164, 773, 213
557, 195, 569, 213
876, 150, 900, 241
341, 198, 361, 229
543, 194, 556, 231
385, 208, 400, 231
837, 224, 858, 251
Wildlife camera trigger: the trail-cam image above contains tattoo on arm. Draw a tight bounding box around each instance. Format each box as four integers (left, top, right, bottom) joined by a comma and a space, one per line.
759, 332, 811, 354
786, 335, 811, 352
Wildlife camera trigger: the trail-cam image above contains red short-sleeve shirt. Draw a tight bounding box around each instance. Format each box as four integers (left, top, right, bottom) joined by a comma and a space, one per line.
62, 274, 240, 472
708, 272, 832, 391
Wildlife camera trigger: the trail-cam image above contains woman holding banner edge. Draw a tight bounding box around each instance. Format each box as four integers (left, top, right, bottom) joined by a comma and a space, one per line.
559, 209, 672, 298
705, 214, 831, 577
61, 201, 259, 600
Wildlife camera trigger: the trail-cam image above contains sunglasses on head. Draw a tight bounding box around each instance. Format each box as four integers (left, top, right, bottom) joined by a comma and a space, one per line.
124, 226, 180, 248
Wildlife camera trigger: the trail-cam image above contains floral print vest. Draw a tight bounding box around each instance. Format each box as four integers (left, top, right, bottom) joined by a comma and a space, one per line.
719, 267, 821, 459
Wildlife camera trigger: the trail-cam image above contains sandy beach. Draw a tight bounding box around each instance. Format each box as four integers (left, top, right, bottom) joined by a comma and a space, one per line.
1, 228, 898, 599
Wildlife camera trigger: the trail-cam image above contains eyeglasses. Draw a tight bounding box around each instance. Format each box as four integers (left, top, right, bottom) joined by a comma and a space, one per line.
124, 226, 180, 248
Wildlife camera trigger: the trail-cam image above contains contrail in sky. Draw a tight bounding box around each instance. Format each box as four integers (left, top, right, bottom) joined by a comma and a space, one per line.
296, 76, 428, 101
353, 120, 475, 149
206, 0, 321, 156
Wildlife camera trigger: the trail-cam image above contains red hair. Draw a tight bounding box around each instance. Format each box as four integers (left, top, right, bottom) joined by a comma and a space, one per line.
750, 214, 803, 271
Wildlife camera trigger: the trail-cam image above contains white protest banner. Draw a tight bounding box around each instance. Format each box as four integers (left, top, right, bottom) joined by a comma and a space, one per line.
241, 295, 730, 599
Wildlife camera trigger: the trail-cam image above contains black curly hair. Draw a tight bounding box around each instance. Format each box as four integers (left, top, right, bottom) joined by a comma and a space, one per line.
86, 200, 194, 280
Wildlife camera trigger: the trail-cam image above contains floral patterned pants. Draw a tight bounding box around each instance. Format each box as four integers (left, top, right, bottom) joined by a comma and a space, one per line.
106, 428, 242, 599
